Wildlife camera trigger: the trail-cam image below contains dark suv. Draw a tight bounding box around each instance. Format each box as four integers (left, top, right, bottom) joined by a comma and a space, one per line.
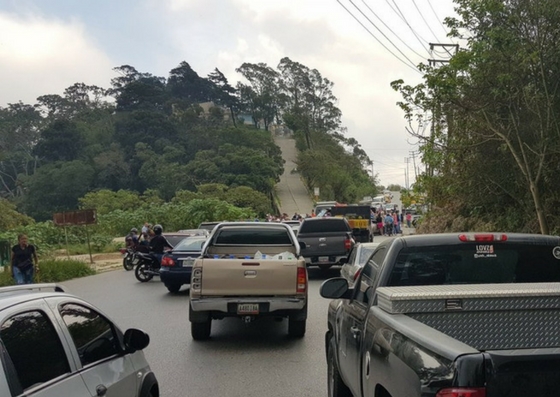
0, 284, 158, 397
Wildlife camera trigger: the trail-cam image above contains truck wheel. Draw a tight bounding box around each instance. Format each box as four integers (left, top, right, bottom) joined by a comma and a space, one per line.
288, 318, 306, 337
191, 320, 211, 340
328, 338, 352, 397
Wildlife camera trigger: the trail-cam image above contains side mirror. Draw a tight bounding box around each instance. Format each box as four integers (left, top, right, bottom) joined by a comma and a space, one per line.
320, 278, 352, 299
124, 328, 150, 353
298, 241, 307, 249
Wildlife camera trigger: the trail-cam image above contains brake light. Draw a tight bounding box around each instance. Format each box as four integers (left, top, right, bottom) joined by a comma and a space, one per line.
353, 268, 362, 281
119, 248, 127, 254
160, 256, 175, 267
459, 234, 507, 242
192, 267, 202, 291
436, 388, 486, 397
344, 237, 353, 251
297, 267, 307, 293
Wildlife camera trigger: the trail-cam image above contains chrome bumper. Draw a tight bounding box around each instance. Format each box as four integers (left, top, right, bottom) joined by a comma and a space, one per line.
190, 296, 307, 312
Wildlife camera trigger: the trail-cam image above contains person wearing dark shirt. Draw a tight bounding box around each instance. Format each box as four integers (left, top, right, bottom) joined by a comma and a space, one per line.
149, 224, 173, 263
11, 234, 38, 284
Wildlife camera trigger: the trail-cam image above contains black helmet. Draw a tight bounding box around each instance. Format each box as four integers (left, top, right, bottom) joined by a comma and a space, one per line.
153, 224, 163, 235
130, 228, 138, 233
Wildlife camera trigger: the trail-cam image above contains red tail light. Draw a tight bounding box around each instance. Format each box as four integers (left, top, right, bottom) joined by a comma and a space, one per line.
297, 267, 307, 293
353, 268, 362, 281
160, 256, 175, 267
119, 248, 127, 254
436, 388, 486, 397
459, 234, 507, 242
344, 237, 353, 251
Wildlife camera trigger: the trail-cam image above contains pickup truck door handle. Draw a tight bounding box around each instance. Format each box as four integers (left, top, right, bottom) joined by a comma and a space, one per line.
350, 326, 361, 339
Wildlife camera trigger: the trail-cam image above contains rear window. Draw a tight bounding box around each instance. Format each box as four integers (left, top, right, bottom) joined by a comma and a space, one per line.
388, 243, 560, 286
215, 228, 292, 245
175, 237, 207, 251
299, 219, 351, 234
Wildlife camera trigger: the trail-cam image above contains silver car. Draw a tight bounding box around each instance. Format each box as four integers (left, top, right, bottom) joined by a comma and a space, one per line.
0, 284, 158, 397
340, 242, 380, 286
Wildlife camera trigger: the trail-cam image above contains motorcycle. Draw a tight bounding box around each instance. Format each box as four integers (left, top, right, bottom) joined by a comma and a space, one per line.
119, 248, 138, 271
134, 252, 161, 282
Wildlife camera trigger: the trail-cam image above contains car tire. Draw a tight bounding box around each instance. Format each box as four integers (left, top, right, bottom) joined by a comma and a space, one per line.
328, 337, 352, 397
191, 320, 211, 340
166, 283, 181, 293
288, 318, 306, 337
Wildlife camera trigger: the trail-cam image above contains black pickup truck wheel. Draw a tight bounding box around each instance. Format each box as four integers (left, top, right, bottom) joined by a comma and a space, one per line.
288, 318, 306, 337
328, 337, 352, 397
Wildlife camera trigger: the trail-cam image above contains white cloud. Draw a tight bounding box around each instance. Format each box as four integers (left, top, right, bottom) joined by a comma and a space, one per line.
0, 12, 115, 105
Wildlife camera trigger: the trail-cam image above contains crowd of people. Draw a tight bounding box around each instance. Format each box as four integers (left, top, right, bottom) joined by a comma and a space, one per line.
125, 223, 174, 262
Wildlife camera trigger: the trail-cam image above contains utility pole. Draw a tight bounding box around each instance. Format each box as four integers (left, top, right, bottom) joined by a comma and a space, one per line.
404, 157, 410, 190
410, 151, 418, 180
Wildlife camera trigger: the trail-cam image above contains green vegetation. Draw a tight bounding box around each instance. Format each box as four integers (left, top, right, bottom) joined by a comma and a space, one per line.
0, 259, 96, 287
392, 0, 560, 234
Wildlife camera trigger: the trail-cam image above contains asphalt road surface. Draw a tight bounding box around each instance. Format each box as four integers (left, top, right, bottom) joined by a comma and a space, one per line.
62, 265, 346, 397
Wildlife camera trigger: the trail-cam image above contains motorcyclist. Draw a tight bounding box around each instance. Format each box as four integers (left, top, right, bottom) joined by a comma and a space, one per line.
149, 224, 173, 264
125, 228, 139, 250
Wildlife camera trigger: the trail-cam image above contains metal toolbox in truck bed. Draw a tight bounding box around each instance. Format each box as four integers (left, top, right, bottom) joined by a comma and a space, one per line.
377, 283, 560, 350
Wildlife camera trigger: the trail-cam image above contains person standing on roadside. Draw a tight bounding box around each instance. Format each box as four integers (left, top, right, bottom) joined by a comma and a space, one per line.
11, 234, 38, 285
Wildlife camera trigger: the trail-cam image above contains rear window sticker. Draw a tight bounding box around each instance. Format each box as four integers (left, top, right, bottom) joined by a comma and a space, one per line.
474, 244, 497, 258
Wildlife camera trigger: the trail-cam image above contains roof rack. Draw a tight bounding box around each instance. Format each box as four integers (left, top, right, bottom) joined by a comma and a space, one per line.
0, 283, 66, 294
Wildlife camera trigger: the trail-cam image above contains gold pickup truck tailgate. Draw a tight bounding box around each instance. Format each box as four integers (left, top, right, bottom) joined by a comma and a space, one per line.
198, 258, 304, 296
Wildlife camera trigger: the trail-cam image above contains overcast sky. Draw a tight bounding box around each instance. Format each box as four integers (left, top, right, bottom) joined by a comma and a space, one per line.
0, 0, 458, 188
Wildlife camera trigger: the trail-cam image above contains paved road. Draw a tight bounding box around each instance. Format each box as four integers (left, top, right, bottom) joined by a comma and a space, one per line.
274, 134, 315, 217
62, 267, 340, 397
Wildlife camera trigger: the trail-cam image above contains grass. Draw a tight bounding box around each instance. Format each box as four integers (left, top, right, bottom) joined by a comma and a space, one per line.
0, 259, 96, 287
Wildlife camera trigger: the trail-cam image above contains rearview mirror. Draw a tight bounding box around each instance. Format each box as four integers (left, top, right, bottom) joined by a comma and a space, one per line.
320, 278, 352, 299
124, 328, 150, 353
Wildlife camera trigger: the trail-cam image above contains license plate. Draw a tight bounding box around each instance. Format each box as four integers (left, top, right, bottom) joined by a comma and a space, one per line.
237, 303, 259, 314
318, 256, 329, 263
182, 258, 194, 267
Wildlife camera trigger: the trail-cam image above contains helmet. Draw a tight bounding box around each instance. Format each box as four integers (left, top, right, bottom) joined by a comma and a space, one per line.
153, 224, 163, 235
130, 228, 138, 233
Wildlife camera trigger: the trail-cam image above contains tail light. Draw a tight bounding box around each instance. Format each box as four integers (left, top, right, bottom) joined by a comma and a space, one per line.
192, 267, 202, 292
344, 235, 353, 251
297, 267, 307, 293
119, 248, 127, 254
459, 234, 507, 242
353, 267, 362, 281
160, 256, 175, 267
436, 388, 486, 397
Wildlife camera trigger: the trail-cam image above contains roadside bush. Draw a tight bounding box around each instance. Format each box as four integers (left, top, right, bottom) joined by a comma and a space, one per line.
0, 259, 96, 287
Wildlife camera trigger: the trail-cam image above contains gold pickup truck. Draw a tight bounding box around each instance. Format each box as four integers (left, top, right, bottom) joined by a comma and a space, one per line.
189, 222, 308, 340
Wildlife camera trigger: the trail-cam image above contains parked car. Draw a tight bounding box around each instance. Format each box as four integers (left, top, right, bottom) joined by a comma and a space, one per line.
177, 229, 209, 237
162, 232, 192, 247
282, 220, 301, 235
339, 242, 379, 286
197, 222, 221, 233
160, 235, 208, 293
0, 283, 158, 397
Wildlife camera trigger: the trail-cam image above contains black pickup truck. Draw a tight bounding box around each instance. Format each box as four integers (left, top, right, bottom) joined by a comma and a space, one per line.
297, 217, 354, 270
320, 233, 560, 397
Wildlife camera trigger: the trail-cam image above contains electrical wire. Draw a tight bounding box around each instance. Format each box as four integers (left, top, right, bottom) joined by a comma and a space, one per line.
347, 0, 421, 70
412, 0, 440, 42
427, 0, 453, 40
360, 0, 430, 58
385, 0, 431, 52
336, 0, 421, 74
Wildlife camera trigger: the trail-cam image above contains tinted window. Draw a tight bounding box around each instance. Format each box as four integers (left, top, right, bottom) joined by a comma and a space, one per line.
60, 304, 120, 366
388, 243, 560, 287
299, 219, 351, 233
1, 311, 70, 392
215, 229, 292, 245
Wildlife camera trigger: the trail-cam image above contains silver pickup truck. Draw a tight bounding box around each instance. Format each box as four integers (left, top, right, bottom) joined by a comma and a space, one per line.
189, 222, 308, 340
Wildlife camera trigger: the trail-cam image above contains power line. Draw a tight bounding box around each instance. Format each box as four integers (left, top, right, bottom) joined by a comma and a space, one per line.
385, 0, 431, 52
360, 0, 430, 59
427, 0, 453, 40
336, 0, 421, 74
347, 0, 421, 70
412, 0, 440, 42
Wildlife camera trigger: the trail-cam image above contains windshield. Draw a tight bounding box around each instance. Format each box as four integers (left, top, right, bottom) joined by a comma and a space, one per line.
358, 246, 376, 264
388, 243, 560, 286
174, 237, 207, 251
